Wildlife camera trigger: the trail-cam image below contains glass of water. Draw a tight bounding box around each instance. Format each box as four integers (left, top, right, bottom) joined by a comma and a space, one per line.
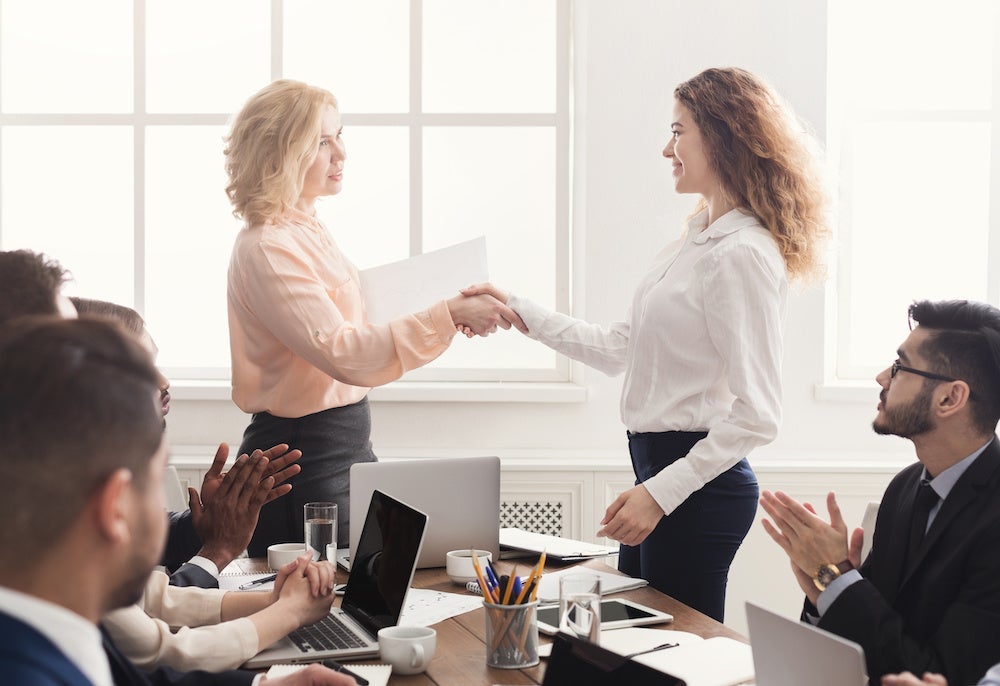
304, 501, 337, 562
558, 572, 601, 643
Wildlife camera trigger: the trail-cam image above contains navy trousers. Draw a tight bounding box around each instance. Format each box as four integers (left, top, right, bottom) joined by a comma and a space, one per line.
240, 397, 377, 558
618, 430, 759, 622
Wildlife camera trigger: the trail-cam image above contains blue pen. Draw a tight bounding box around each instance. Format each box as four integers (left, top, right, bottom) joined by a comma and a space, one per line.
485, 564, 500, 592
511, 575, 523, 601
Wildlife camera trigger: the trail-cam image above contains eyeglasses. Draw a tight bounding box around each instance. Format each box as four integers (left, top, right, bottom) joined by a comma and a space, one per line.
889, 360, 977, 400
890, 360, 958, 383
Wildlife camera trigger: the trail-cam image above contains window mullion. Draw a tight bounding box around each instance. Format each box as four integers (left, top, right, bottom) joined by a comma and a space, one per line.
410, 0, 423, 258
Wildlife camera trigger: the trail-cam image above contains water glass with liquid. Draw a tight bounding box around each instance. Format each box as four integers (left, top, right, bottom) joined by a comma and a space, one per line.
304, 501, 337, 562
558, 572, 601, 643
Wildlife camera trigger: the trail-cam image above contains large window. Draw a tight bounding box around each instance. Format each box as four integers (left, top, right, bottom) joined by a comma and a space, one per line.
0, 0, 570, 385
827, 0, 1000, 382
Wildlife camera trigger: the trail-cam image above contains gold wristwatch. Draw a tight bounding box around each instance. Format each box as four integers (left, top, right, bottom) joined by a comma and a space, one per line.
813, 560, 854, 591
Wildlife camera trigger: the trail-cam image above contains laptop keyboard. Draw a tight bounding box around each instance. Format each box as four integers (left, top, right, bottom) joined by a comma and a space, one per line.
288, 615, 368, 652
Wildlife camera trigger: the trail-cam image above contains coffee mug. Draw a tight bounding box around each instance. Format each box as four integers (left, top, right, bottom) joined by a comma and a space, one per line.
268, 542, 308, 570
445, 549, 492, 585
377, 625, 437, 675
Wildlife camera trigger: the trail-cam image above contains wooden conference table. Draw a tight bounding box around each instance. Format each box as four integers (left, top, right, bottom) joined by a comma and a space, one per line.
340, 558, 747, 686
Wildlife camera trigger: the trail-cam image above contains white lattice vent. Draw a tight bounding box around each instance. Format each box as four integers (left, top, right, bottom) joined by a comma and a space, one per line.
501, 501, 564, 536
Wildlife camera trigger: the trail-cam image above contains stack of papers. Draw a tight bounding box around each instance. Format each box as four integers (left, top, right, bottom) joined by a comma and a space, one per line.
535, 566, 648, 603
499, 528, 618, 561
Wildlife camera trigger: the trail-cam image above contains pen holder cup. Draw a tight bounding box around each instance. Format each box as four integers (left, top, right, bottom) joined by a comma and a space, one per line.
484, 601, 540, 669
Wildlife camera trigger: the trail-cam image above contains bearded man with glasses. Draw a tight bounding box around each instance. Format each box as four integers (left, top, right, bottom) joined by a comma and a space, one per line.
760, 299, 1000, 686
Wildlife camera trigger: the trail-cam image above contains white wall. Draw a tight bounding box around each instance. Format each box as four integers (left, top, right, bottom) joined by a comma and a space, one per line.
165, 0, 923, 634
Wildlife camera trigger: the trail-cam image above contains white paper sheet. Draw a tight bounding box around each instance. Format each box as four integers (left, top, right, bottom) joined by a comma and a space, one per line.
398, 588, 483, 626
359, 236, 488, 325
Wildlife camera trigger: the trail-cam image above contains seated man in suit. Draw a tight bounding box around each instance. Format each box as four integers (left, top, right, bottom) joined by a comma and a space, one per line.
0, 316, 354, 685
0, 249, 300, 588
761, 299, 1000, 685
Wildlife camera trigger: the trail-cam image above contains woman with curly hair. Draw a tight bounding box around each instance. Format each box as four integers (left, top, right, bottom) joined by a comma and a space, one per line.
462, 67, 829, 621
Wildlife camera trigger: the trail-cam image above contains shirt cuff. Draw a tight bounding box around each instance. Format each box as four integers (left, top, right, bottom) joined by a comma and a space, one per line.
186, 555, 220, 579
506, 293, 546, 338
815, 569, 862, 616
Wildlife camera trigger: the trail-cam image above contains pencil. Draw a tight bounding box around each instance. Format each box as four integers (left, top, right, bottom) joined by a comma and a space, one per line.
529, 551, 546, 602
470, 549, 493, 603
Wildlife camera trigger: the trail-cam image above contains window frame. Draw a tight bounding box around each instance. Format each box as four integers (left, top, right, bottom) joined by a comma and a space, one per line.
821, 1, 1000, 395
0, 0, 576, 396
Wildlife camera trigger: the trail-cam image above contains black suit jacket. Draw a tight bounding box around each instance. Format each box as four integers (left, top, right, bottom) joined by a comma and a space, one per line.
811, 436, 1000, 684
163, 510, 201, 572
163, 511, 218, 589
0, 611, 92, 685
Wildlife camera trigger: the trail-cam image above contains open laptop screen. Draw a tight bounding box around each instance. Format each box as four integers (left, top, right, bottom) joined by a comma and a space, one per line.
340, 489, 428, 639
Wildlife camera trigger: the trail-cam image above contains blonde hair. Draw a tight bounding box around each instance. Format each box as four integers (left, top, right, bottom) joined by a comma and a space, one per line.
224, 79, 339, 226
675, 67, 830, 282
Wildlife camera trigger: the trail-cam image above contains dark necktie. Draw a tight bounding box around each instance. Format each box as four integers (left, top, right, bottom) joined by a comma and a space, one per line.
906, 479, 940, 564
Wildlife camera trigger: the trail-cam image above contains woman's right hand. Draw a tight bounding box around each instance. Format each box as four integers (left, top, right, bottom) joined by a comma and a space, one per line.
273, 556, 336, 626
461, 282, 510, 304
447, 289, 526, 337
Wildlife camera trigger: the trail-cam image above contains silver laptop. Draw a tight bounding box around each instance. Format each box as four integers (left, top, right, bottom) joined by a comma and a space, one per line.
339, 456, 500, 570
745, 602, 868, 686
244, 490, 428, 668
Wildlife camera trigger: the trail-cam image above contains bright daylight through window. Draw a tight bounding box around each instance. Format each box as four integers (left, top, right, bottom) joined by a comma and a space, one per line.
0, 0, 569, 385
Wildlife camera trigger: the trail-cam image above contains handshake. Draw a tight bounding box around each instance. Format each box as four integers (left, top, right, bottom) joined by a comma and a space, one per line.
447, 282, 528, 338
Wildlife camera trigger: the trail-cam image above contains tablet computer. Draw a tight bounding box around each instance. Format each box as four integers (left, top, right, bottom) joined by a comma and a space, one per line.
536, 598, 673, 635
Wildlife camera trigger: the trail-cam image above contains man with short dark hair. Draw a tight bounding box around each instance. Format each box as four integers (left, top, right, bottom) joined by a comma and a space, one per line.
0, 249, 76, 321
0, 249, 300, 589
0, 317, 352, 685
761, 299, 1000, 685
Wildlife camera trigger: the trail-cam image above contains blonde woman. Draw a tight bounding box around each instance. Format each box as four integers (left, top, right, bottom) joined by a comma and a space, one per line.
463, 67, 829, 621
224, 80, 522, 555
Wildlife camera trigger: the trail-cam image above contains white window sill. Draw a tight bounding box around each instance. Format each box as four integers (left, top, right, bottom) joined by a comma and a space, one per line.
167, 379, 588, 404
813, 379, 881, 403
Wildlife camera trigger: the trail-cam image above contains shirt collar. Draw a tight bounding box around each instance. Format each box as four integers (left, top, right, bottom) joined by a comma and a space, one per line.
689, 207, 760, 245
0, 586, 112, 686
921, 438, 993, 500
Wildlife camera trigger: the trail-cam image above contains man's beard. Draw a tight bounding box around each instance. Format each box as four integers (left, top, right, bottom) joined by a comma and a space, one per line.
873, 384, 935, 439
105, 509, 163, 611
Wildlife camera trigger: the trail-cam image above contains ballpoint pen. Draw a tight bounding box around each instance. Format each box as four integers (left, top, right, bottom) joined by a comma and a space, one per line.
322, 658, 370, 686
238, 573, 277, 590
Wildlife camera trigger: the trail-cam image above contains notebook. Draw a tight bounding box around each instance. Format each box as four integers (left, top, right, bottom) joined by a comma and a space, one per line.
243, 490, 428, 669
499, 527, 618, 561
339, 456, 500, 570
745, 602, 868, 686
542, 630, 686, 686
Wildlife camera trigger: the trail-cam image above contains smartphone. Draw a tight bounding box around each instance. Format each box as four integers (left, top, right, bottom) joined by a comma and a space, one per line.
536, 598, 673, 635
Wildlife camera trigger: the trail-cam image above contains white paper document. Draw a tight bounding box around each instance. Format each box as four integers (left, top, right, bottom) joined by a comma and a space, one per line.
398, 587, 483, 626
600, 627, 755, 686
499, 527, 619, 561
535, 566, 648, 603
359, 236, 488, 325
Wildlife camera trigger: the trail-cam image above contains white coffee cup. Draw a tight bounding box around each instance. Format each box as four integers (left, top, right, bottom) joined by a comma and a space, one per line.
377, 625, 436, 675
267, 542, 308, 570
445, 549, 493, 585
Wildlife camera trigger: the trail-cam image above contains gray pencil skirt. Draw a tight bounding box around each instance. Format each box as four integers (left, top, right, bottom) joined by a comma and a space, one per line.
240, 397, 377, 558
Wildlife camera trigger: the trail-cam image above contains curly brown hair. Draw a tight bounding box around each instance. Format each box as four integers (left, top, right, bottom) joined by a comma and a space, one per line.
675, 67, 830, 282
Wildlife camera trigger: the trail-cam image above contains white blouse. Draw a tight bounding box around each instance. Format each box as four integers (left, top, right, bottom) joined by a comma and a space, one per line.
102, 571, 258, 672
509, 207, 787, 516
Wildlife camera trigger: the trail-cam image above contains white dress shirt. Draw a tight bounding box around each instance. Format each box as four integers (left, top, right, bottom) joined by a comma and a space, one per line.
0, 585, 112, 686
509, 207, 787, 516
